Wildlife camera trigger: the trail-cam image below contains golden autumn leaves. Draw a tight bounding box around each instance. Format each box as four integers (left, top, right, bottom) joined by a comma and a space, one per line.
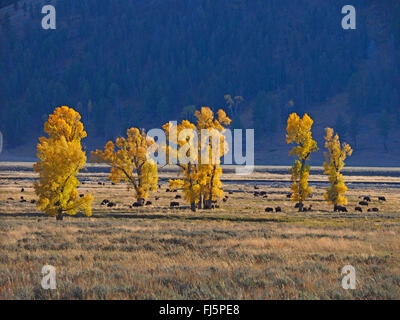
286, 113, 353, 211
91, 128, 158, 205
34, 107, 93, 220
323, 128, 353, 206
162, 107, 231, 211
34, 106, 353, 219
34, 106, 231, 218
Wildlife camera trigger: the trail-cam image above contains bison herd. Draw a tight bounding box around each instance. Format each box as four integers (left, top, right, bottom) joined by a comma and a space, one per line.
10, 183, 388, 215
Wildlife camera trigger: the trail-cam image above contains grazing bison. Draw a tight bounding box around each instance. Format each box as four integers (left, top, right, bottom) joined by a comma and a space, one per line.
371, 207, 379, 212
260, 191, 267, 196
21, 188, 24, 192
98, 182, 102, 185
30, 199, 36, 204
275, 206, 282, 213
132, 202, 143, 207
334, 205, 347, 212
286, 194, 292, 199
101, 199, 110, 205
170, 202, 180, 207
363, 196, 371, 202
378, 196, 386, 201
155, 196, 160, 201
300, 205, 312, 212
107, 202, 115, 207
263, 195, 268, 199
359, 201, 368, 206
228, 191, 233, 195
79, 194, 84, 198
20, 199, 27, 203
175, 195, 182, 199
145, 201, 152, 206
254, 185, 260, 190
223, 198, 228, 202
295, 203, 304, 212
265, 207, 274, 213
166, 189, 170, 192
254, 191, 260, 197
355, 207, 362, 212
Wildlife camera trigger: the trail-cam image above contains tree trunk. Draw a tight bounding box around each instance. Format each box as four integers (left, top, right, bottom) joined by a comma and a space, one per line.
56, 209, 63, 221
298, 203, 304, 212
203, 198, 212, 209
137, 198, 145, 206
198, 195, 202, 209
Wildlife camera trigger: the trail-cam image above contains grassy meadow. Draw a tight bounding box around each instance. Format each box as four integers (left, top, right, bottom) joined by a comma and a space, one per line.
0, 163, 399, 299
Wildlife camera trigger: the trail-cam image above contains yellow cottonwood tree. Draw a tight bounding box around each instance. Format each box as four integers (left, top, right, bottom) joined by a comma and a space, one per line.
162, 107, 231, 211
286, 113, 318, 210
34, 106, 93, 220
323, 127, 353, 208
91, 128, 158, 205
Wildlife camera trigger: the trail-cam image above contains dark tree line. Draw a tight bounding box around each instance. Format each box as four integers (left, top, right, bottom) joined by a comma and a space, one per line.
0, 0, 399, 150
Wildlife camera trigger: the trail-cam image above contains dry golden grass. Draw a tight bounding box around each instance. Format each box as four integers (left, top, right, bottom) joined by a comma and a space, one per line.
0, 165, 399, 299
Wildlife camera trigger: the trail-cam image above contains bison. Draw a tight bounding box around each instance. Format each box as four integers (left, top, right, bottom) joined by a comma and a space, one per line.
265, 207, 274, 213
170, 202, 180, 207
275, 207, 282, 213
334, 205, 347, 212
359, 201, 368, 206
355, 207, 362, 212
132, 202, 143, 207
378, 196, 386, 201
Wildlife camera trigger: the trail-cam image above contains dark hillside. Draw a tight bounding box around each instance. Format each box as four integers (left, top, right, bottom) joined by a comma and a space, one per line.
0, 0, 399, 165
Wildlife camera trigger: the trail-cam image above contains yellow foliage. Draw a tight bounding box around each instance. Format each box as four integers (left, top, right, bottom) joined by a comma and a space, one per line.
91, 128, 158, 201
34, 106, 93, 220
286, 113, 318, 205
162, 107, 231, 210
323, 127, 353, 206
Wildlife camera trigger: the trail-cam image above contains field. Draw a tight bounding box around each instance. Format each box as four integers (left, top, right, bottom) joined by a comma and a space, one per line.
0, 163, 400, 300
